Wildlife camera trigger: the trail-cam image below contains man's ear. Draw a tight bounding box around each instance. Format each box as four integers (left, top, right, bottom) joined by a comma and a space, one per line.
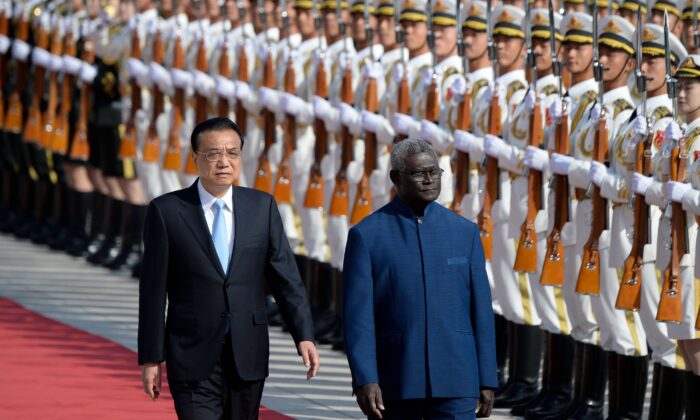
389, 169, 400, 187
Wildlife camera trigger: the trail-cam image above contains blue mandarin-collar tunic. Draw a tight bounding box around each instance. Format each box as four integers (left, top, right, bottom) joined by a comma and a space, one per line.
343, 197, 498, 400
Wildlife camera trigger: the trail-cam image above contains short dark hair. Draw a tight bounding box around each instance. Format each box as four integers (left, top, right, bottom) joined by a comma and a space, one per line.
190, 117, 245, 152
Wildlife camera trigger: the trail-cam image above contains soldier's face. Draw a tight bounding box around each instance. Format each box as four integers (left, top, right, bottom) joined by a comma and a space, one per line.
641, 56, 668, 93
563, 42, 593, 75
463, 28, 487, 61
193, 130, 242, 189
682, 21, 699, 54
226, 0, 240, 22
494, 35, 524, 70
401, 20, 428, 53
679, 79, 700, 114
206, 0, 221, 19
295, 8, 315, 37
564, 2, 585, 13
391, 152, 441, 205
377, 15, 397, 49
619, 9, 637, 26
651, 11, 682, 38
322, 10, 340, 39
87, 0, 100, 18
351, 12, 376, 42
134, 0, 151, 13
502, 0, 524, 8
532, 38, 553, 73
599, 45, 633, 83
433, 24, 457, 60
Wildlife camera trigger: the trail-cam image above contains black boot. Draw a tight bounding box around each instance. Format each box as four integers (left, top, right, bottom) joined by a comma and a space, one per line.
685, 372, 700, 420
495, 321, 518, 399
30, 180, 54, 245
85, 193, 109, 255
104, 203, 146, 270
648, 364, 684, 420
66, 191, 93, 256
86, 198, 123, 264
523, 333, 575, 418
14, 175, 36, 237
511, 331, 553, 416
47, 182, 70, 250
607, 354, 648, 419
494, 323, 542, 408
495, 314, 509, 388
563, 343, 606, 420
329, 267, 345, 352
316, 263, 340, 343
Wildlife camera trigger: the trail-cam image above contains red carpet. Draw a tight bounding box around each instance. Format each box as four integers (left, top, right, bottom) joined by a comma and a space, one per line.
0, 298, 291, 419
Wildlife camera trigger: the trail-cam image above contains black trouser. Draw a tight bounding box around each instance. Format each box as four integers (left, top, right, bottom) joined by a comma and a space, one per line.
168, 335, 265, 420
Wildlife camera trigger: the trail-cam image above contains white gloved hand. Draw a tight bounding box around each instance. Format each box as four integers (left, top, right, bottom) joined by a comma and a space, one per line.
320, 153, 338, 180
259, 87, 281, 113
369, 168, 389, 196
215, 75, 236, 101
590, 103, 602, 125
454, 130, 484, 160
422, 68, 442, 87
665, 120, 682, 142
524, 145, 549, 171
31, 47, 51, 67
420, 120, 450, 153
449, 75, 468, 101
391, 112, 419, 136
484, 134, 507, 158
550, 153, 573, 175
392, 62, 405, 84
313, 96, 332, 119
171, 68, 193, 89
0, 34, 11, 54
80, 63, 97, 84
346, 160, 364, 185
127, 57, 147, 82
666, 180, 691, 203
632, 115, 648, 139
62, 55, 83, 75
193, 70, 215, 97
339, 103, 361, 135
234, 80, 253, 101
150, 62, 172, 93
631, 172, 653, 196
523, 89, 537, 112
48, 54, 62, 72
482, 81, 495, 103
282, 93, 307, 116
361, 110, 382, 132
589, 161, 608, 186
549, 97, 563, 120
339, 51, 354, 72
363, 61, 383, 80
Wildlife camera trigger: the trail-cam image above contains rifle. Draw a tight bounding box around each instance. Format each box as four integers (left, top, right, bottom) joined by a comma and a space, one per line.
117, 21, 142, 159
328, 9, 354, 218
476, 0, 500, 261
184, 0, 208, 175
273, 0, 296, 205
394, 0, 410, 142
142, 20, 165, 162
52, 17, 78, 154
234, 0, 249, 134
616, 5, 649, 310
514, 0, 543, 273
253, 0, 276, 193
69, 26, 93, 161
217, 0, 232, 117
576, 1, 607, 296
449, 0, 471, 214
350, 0, 378, 224
163, 28, 186, 170
40, 20, 63, 150
304, 0, 327, 209
4, 12, 29, 134
0, 4, 10, 131
23, 17, 49, 144
657, 11, 685, 323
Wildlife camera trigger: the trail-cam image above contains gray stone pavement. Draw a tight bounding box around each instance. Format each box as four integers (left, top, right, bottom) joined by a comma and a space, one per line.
0, 232, 653, 419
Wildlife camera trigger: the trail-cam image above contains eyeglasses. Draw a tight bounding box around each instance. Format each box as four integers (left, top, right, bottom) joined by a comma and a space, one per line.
196, 148, 241, 162
401, 168, 443, 181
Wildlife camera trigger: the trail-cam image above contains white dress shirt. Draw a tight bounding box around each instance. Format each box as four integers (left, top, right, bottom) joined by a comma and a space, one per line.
198, 181, 235, 263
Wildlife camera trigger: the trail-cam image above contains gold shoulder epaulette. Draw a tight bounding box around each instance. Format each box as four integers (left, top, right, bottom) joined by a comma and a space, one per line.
651, 106, 672, 123
612, 98, 634, 119
506, 80, 526, 103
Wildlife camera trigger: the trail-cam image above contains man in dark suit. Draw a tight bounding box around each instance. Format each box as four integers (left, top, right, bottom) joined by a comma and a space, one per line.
138, 117, 319, 419
343, 139, 497, 419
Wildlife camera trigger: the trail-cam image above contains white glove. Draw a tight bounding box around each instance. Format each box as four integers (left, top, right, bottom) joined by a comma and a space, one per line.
523, 89, 537, 112
312, 96, 333, 120
484, 134, 507, 158
632, 115, 648, 141
420, 120, 450, 153
550, 153, 573, 175
193, 70, 215, 97
49, 53, 63, 72
422, 68, 438, 87
80, 63, 97, 84
454, 130, 484, 160
127, 57, 146, 82
482, 81, 504, 104
589, 161, 608, 186
549, 97, 563, 120
259, 87, 281, 113
234, 81, 253, 101
31, 47, 51, 67
320, 153, 338, 180
392, 112, 419, 136
339, 103, 362, 135
362, 111, 395, 145
449, 75, 468, 101
666, 180, 691, 203
590, 103, 602, 125
12, 39, 31, 62
392, 62, 405, 84
0, 34, 10, 54
363, 61, 383, 80
171, 68, 193, 89
339, 51, 354, 73
665, 120, 682, 142
62, 55, 82, 75
150, 62, 172, 93
524, 146, 549, 172
346, 160, 364, 185
216, 75, 236, 101
631, 172, 653, 196
282, 93, 306, 116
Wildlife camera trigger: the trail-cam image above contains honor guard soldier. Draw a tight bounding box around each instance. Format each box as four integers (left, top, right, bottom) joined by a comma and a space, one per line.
650, 0, 684, 38
666, 54, 700, 419
680, 0, 700, 54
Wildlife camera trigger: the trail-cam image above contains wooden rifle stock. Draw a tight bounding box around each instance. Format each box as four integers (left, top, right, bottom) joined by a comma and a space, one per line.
234, 42, 249, 134
23, 25, 49, 144
395, 73, 410, 143
329, 65, 355, 217
254, 50, 276, 193
51, 27, 77, 154
185, 36, 209, 175
5, 17, 29, 133
142, 29, 164, 162
656, 137, 687, 323
163, 34, 185, 171
477, 89, 502, 261
40, 28, 62, 150
217, 38, 231, 117
576, 111, 608, 295
350, 76, 378, 225
449, 86, 472, 214
69, 37, 94, 161
117, 28, 142, 159
514, 93, 543, 273
304, 57, 328, 209
273, 58, 297, 205
540, 109, 569, 286
615, 126, 652, 310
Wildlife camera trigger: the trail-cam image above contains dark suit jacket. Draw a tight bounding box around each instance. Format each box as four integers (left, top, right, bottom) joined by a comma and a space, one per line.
343, 198, 498, 400
138, 181, 314, 382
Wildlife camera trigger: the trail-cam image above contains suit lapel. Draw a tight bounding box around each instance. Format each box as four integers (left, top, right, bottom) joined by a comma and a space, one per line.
179, 182, 227, 279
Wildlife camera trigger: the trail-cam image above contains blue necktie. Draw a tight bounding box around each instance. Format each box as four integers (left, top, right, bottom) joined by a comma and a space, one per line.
212, 199, 229, 275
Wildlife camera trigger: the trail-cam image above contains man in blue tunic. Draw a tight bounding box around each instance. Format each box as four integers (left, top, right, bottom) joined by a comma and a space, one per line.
343, 139, 498, 419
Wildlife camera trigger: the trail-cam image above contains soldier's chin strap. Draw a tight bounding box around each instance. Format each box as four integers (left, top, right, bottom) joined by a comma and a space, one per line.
498, 39, 526, 74
607, 54, 632, 88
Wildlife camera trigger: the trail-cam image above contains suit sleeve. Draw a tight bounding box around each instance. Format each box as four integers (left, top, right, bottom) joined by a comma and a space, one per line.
138, 202, 169, 365
342, 227, 378, 389
469, 223, 499, 389
265, 196, 315, 346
